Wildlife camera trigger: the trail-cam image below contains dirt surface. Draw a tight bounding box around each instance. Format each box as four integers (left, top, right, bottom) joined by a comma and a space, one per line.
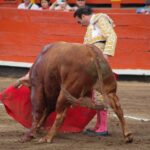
0, 68, 150, 150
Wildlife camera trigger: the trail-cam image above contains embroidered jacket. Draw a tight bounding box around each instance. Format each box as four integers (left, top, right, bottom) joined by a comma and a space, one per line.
84, 13, 117, 56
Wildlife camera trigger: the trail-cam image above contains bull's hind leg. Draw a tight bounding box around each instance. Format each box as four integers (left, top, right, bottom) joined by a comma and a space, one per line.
108, 92, 133, 143
20, 86, 46, 142
39, 90, 68, 143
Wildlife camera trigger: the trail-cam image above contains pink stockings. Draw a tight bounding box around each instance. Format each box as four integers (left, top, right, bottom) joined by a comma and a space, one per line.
92, 90, 108, 133
93, 110, 108, 133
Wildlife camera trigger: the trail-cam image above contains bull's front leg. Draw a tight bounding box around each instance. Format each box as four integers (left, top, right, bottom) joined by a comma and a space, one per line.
108, 92, 133, 143
39, 109, 67, 143
20, 112, 43, 142
20, 86, 46, 142
39, 91, 68, 143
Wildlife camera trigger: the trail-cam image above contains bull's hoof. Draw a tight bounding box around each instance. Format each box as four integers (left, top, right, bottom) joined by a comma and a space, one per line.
19, 135, 33, 143
38, 136, 53, 143
125, 132, 133, 143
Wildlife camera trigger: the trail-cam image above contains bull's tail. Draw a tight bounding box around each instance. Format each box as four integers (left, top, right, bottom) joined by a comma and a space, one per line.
62, 86, 107, 110
94, 56, 110, 108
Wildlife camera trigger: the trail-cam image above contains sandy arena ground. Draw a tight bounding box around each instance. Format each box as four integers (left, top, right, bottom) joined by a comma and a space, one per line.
0, 68, 150, 150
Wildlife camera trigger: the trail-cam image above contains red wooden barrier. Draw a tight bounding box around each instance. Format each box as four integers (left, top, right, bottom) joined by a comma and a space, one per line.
0, 8, 150, 75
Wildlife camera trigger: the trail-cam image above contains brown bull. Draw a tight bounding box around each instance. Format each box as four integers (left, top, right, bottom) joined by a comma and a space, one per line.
20, 42, 133, 143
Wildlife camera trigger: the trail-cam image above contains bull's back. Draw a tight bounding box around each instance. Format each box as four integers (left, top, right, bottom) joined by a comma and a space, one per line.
35, 42, 95, 73
31, 42, 116, 93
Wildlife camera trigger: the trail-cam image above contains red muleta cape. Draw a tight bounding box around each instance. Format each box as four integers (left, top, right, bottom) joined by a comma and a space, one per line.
0, 85, 96, 132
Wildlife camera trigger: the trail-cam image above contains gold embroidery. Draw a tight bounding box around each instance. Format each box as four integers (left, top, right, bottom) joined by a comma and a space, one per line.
84, 13, 117, 56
